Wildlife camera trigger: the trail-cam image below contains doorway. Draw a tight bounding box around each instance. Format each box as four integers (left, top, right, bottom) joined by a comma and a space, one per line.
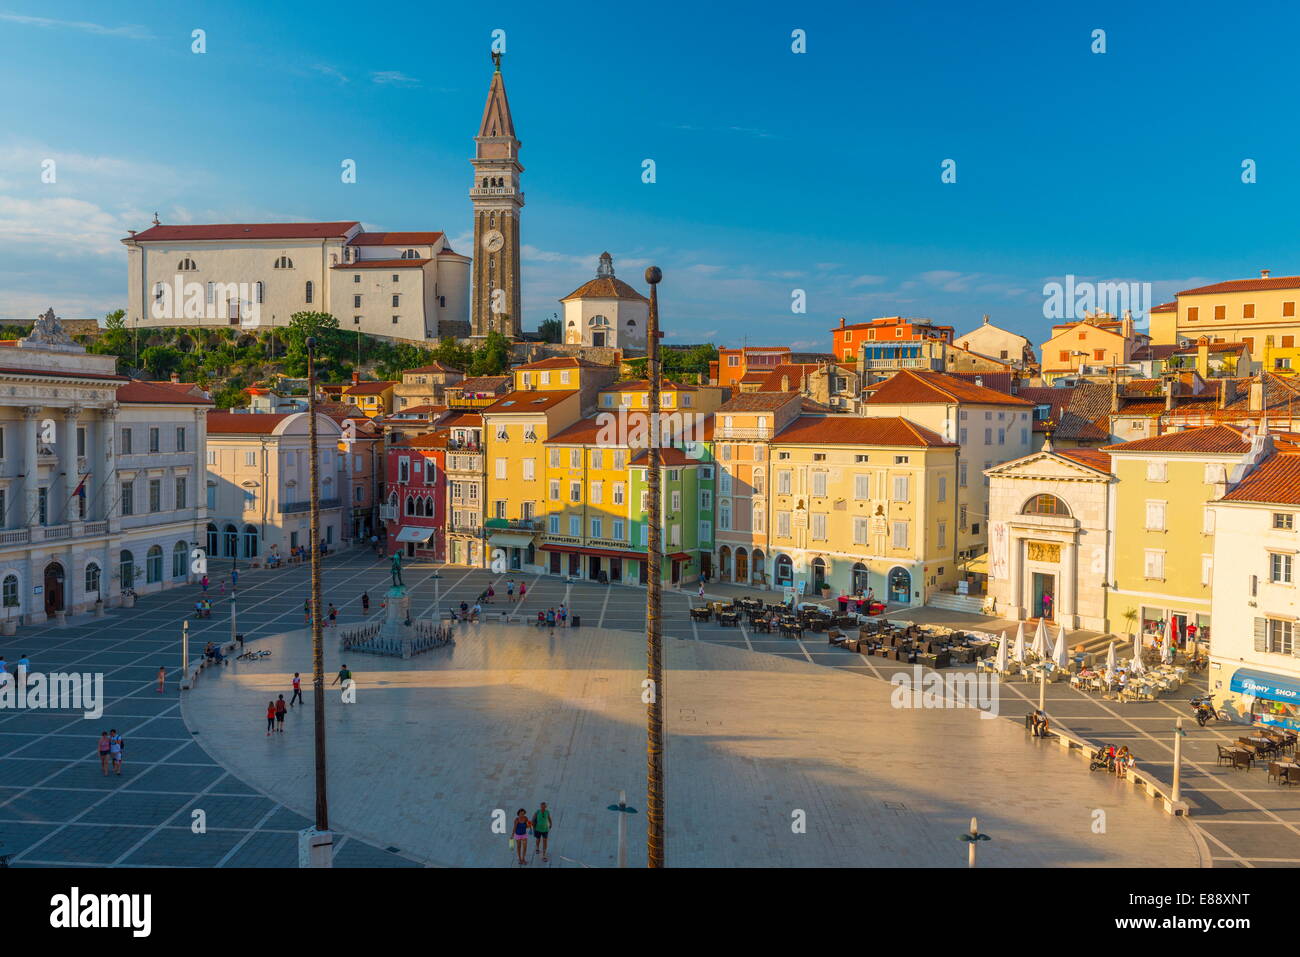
43, 562, 65, 616
1031, 572, 1056, 620
568, 552, 580, 577
549, 551, 561, 575
699, 552, 711, 582
610, 557, 622, 582
592, 331, 606, 348
671, 560, 681, 585
588, 556, 602, 581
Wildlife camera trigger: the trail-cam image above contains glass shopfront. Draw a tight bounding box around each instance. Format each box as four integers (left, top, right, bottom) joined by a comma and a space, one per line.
1231, 667, 1300, 731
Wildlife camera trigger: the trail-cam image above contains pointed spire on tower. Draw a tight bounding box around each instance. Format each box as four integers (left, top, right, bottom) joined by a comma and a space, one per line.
478, 54, 515, 140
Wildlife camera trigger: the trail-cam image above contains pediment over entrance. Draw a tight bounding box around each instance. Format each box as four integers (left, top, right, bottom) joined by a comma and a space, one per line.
987, 451, 1110, 481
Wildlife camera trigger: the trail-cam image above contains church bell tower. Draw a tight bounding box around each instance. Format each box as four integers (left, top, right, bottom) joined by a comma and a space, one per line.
470, 52, 524, 339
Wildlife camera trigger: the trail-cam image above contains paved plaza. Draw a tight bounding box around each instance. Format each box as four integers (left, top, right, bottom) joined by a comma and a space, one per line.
0, 546, 1291, 866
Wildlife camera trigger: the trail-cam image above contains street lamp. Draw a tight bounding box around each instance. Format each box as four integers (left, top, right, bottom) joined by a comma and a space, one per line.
644, 266, 665, 869
303, 335, 332, 866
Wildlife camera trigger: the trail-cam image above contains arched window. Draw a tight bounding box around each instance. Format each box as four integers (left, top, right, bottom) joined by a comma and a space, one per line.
752, 467, 764, 494
1022, 494, 1070, 517
274, 256, 294, 269
2, 574, 18, 608
775, 555, 794, 587
852, 562, 869, 595
206, 522, 218, 557
146, 545, 163, 584
242, 524, 259, 558
811, 556, 827, 590
627, 319, 636, 328
752, 549, 766, 584
305, 280, 314, 304
86, 562, 101, 596
718, 546, 732, 582
177, 257, 197, 271
172, 541, 188, 579
405, 495, 415, 516
589, 315, 609, 326
401, 248, 420, 260
254, 281, 264, 304
223, 523, 238, 558
119, 550, 135, 590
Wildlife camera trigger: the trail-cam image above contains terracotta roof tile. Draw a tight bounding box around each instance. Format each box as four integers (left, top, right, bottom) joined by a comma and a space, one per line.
349, 231, 444, 246
775, 415, 953, 447
560, 277, 649, 303
482, 390, 579, 414
1178, 276, 1300, 296
117, 379, 213, 405
1055, 448, 1112, 473
206, 412, 293, 434
864, 369, 1034, 407
1103, 424, 1253, 454
1219, 452, 1300, 505
514, 356, 610, 371
127, 222, 358, 242
332, 258, 430, 269
716, 392, 803, 413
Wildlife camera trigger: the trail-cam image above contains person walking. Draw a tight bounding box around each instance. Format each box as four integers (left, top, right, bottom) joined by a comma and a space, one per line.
532, 802, 552, 863
546, 607, 556, 632
486, 584, 495, 604
156, 665, 166, 694
275, 694, 287, 732
266, 701, 276, 736
201, 574, 209, 593
558, 604, 567, 626
328, 603, 338, 628
698, 581, 705, 600
108, 729, 124, 775
512, 808, 531, 865
97, 731, 111, 776
16, 653, 29, 691
290, 672, 303, 707
231, 568, 239, 590
361, 591, 370, 613
519, 581, 527, 603
332, 664, 352, 688
303, 598, 311, 625
506, 578, 515, 600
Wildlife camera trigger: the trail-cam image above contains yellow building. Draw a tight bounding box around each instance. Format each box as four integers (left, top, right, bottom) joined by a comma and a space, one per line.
1040, 314, 1143, 383
342, 378, 396, 418
595, 379, 725, 417
766, 416, 958, 605
1150, 271, 1300, 351
1104, 424, 1269, 644
511, 356, 617, 411
481, 389, 583, 572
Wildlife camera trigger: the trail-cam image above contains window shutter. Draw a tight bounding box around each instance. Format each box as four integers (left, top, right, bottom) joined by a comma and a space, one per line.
1254, 617, 1268, 653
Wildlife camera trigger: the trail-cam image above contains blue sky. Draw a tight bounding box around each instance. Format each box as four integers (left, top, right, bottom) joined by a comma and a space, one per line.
2, 0, 1299, 350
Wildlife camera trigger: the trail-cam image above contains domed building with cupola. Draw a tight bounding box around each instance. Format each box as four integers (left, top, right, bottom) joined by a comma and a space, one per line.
559, 252, 649, 352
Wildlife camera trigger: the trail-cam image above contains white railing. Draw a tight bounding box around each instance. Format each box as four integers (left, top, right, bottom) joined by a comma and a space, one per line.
42, 524, 71, 541
83, 521, 108, 536
0, 529, 29, 546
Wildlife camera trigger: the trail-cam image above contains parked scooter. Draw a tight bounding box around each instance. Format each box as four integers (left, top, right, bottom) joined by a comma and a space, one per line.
1190, 693, 1226, 727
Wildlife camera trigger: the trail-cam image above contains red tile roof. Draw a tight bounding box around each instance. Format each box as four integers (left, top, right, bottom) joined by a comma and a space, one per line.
775, 415, 953, 447
630, 447, 707, 466
206, 412, 293, 434
754, 363, 821, 392
1219, 452, 1300, 505
127, 222, 359, 242
349, 232, 444, 246
482, 390, 579, 414
117, 379, 213, 405
1055, 448, 1112, 473
439, 411, 483, 429
513, 356, 609, 371
1178, 276, 1300, 296
403, 362, 462, 375
331, 259, 429, 269
453, 375, 511, 393
560, 277, 650, 303
716, 392, 803, 413
344, 381, 396, 396
1103, 424, 1253, 454
1150, 302, 1177, 313
865, 369, 1034, 407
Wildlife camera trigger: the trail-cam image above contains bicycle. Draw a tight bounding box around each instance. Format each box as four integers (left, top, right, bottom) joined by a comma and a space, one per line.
236, 649, 272, 661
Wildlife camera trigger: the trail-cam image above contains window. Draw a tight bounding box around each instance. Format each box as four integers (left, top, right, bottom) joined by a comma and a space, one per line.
591, 482, 603, 504
1256, 617, 1295, 656
1146, 461, 1167, 482
122, 428, 133, 454
720, 501, 732, 530
1, 573, 16, 608
891, 521, 909, 549
777, 470, 792, 495
494, 458, 507, 480
548, 515, 560, 534
938, 521, 947, 548
752, 503, 764, 533
854, 474, 870, 500
522, 458, 535, 481
569, 516, 581, 537
752, 468, 765, 494
121, 480, 134, 516
1143, 549, 1165, 579
1243, 303, 1255, 319
150, 478, 162, 513
146, 545, 163, 584
613, 519, 625, 540
699, 488, 711, 509
590, 518, 603, 538
85, 563, 100, 596
1144, 501, 1166, 531
1270, 552, 1293, 584
1273, 513, 1294, 530
776, 510, 790, 537
698, 520, 711, 542
670, 489, 680, 512
244, 450, 257, 467
811, 472, 827, 497
548, 480, 560, 501
614, 483, 625, 506
570, 481, 581, 503
570, 449, 581, 468
937, 476, 947, 503
853, 517, 869, 545
720, 471, 733, 495
892, 475, 909, 502
811, 512, 827, 540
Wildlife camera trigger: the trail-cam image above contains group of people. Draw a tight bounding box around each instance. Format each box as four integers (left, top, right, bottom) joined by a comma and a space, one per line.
1029, 709, 1051, 737
96, 730, 125, 775
1101, 744, 1135, 778
534, 605, 568, 630
193, 597, 213, 618
0, 655, 30, 688
510, 803, 554, 864
204, 641, 225, 664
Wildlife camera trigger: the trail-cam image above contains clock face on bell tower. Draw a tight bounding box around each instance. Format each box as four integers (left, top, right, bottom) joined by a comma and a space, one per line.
470, 56, 524, 339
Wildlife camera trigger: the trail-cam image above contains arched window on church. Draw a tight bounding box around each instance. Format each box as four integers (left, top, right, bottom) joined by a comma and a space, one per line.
400, 249, 419, 260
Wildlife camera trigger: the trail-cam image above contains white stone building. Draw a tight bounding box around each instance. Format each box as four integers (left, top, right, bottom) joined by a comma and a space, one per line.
122, 222, 470, 341
955, 314, 1036, 368
560, 253, 649, 351
984, 443, 1115, 631
1207, 448, 1300, 729
0, 311, 212, 626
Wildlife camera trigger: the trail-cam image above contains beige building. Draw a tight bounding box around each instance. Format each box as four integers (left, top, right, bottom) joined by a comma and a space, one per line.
393, 362, 464, 411
560, 253, 649, 352
1040, 313, 1148, 383
442, 412, 486, 567
123, 222, 470, 341
956, 314, 1035, 368
1150, 271, 1300, 351
205, 411, 346, 561
985, 444, 1115, 631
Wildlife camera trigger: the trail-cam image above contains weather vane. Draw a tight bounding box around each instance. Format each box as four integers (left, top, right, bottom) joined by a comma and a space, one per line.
491, 50, 502, 69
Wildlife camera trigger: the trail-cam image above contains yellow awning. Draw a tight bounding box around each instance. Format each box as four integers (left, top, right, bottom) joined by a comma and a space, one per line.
965, 552, 989, 575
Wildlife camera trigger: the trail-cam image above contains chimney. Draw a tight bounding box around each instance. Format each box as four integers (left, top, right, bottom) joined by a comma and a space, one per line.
1196, 338, 1210, 378
1249, 378, 1265, 412
839, 317, 846, 330
352, 370, 360, 387
1261, 269, 1271, 279
1165, 376, 1177, 412
1110, 377, 1120, 414
169, 372, 180, 383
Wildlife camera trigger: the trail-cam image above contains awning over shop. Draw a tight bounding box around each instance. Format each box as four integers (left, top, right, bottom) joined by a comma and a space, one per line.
541, 543, 643, 561
488, 533, 534, 549
1230, 668, 1300, 703
395, 526, 435, 544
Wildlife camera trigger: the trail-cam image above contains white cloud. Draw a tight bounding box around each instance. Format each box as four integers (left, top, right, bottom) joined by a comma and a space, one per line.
371, 71, 420, 87
0, 12, 153, 39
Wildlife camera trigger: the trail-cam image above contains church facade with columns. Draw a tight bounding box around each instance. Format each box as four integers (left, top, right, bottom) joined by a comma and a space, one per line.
984, 442, 1116, 633
0, 311, 212, 624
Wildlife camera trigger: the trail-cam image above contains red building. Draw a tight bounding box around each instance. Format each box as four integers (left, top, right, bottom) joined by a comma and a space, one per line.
831, 316, 954, 362
384, 432, 447, 561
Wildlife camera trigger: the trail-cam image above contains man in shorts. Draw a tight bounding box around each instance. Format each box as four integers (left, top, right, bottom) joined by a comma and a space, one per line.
532, 802, 552, 862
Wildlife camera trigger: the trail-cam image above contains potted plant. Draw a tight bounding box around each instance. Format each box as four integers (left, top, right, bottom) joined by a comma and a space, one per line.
1122, 607, 1139, 659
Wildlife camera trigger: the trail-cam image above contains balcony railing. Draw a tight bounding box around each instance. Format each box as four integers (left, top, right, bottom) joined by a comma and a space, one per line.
713, 427, 772, 441
0, 529, 28, 546
281, 498, 342, 514
42, 524, 71, 541
450, 524, 484, 536
469, 187, 523, 199
864, 357, 941, 370
486, 518, 541, 532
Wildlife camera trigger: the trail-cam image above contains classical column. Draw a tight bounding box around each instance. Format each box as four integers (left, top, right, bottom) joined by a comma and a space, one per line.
102, 405, 120, 533
61, 405, 82, 527
1007, 532, 1024, 619
1061, 539, 1079, 630
22, 406, 41, 532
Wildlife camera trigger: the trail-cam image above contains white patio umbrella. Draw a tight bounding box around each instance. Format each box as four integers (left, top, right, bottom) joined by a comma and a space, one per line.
1104, 640, 1117, 681
1131, 651, 1147, 676
1161, 618, 1175, 663
995, 630, 1009, 673
1053, 623, 1070, 670
1012, 621, 1027, 664
1030, 616, 1048, 660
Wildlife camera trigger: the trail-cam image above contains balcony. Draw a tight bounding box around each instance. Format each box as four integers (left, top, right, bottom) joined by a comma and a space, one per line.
486, 517, 541, 533
469, 187, 524, 200
449, 524, 484, 536
863, 357, 941, 370
447, 452, 483, 471
281, 498, 342, 514
714, 427, 772, 441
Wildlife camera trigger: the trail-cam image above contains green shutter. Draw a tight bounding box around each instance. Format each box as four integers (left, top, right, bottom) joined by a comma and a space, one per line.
1254, 617, 1268, 653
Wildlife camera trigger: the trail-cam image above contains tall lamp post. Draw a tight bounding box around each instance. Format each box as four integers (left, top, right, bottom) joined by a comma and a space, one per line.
644, 266, 665, 868
303, 336, 332, 866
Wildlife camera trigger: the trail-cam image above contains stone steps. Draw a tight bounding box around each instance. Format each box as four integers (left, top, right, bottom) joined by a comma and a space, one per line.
925, 592, 986, 615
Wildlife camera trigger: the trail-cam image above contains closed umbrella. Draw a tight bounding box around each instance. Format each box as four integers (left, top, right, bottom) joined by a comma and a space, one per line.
1030, 617, 1047, 660
1161, 619, 1175, 663
1013, 622, 1027, 664
995, 630, 1009, 673
1131, 651, 1146, 676
1053, 624, 1070, 670
1104, 640, 1117, 681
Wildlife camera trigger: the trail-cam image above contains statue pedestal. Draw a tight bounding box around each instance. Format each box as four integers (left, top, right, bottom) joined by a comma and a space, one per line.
383, 586, 414, 658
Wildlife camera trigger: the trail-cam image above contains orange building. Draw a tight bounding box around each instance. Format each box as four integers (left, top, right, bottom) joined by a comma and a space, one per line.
711, 346, 791, 392
831, 316, 954, 362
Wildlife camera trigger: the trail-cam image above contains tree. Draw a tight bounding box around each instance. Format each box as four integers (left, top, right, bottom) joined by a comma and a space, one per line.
469, 330, 511, 376
104, 309, 126, 331
538, 316, 562, 343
